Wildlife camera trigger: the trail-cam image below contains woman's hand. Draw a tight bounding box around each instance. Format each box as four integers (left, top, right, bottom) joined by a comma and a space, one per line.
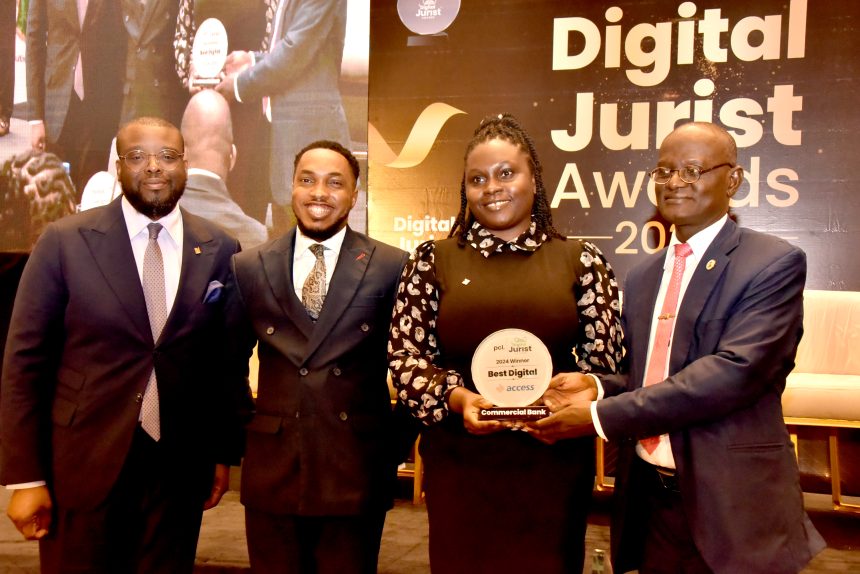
449, 387, 509, 435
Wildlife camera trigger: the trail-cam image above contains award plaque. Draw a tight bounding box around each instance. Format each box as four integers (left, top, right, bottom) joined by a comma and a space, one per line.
190, 18, 229, 87
471, 328, 552, 420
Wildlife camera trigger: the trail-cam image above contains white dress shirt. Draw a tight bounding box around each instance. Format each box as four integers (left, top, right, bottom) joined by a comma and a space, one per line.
292, 226, 346, 301
122, 196, 183, 314
592, 214, 728, 469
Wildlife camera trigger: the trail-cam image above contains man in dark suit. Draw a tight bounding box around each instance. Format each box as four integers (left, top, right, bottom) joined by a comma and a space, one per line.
120, 0, 187, 126
215, 0, 351, 232
226, 140, 408, 573
1, 117, 249, 573
26, 0, 125, 194
530, 122, 825, 574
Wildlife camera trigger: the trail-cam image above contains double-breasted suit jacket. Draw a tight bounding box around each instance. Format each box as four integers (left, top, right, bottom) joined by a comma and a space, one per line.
0, 198, 247, 509
120, 0, 186, 125
228, 227, 408, 516
597, 219, 825, 574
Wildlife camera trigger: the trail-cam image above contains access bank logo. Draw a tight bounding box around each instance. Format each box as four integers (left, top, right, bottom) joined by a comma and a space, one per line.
368, 102, 466, 168
397, 0, 461, 35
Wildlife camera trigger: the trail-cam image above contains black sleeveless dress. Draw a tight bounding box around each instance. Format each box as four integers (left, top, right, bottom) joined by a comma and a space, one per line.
389, 221, 623, 573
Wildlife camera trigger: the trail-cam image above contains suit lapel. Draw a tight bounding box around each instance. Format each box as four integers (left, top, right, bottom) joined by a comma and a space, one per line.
79, 198, 152, 343
304, 228, 373, 359
137, 0, 163, 42
158, 209, 218, 343
259, 229, 315, 339
669, 219, 740, 371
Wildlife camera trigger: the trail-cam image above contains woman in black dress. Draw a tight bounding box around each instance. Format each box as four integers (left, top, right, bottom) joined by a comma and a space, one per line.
388, 114, 624, 573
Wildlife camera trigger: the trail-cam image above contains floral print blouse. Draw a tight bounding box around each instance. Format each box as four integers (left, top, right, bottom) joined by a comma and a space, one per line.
388, 219, 624, 425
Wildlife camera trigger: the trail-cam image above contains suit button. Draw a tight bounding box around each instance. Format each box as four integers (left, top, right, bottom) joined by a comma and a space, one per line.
135, 393, 143, 403
299, 368, 308, 376
339, 412, 348, 421
266, 326, 275, 335
332, 368, 342, 376
360, 323, 370, 332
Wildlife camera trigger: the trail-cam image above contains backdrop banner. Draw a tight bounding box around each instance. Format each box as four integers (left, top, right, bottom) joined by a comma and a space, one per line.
368, 0, 859, 290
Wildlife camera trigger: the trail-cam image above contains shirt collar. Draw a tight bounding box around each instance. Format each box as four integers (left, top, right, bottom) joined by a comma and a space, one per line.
465, 217, 547, 258
294, 225, 347, 257
187, 167, 222, 182
121, 195, 183, 244
666, 214, 728, 266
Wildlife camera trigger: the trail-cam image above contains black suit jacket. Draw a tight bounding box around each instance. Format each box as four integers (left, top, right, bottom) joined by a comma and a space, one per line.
597, 219, 825, 574
228, 227, 409, 516
0, 198, 247, 510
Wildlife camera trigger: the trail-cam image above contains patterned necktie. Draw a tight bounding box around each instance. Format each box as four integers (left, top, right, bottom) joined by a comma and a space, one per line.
640, 242, 693, 454
141, 223, 167, 441
302, 243, 327, 320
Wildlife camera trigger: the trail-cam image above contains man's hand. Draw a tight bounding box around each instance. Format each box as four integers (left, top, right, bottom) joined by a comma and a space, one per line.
449, 387, 508, 436
7, 486, 52, 540
214, 74, 237, 102
526, 403, 596, 444
203, 464, 230, 511
223, 51, 253, 75
29, 122, 46, 152
541, 372, 597, 410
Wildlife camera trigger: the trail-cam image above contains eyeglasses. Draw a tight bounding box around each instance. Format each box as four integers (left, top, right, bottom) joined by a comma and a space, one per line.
648, 163, 734, 184
118, 149, 185, 172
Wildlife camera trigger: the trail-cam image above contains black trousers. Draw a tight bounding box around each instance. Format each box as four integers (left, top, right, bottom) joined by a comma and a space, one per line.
245, 507, 387, 574
636, 458, 713, 574
39, 429, 208, 574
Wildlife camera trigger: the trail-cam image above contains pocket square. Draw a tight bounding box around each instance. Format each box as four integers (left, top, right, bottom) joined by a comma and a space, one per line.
203, 280, 224, 303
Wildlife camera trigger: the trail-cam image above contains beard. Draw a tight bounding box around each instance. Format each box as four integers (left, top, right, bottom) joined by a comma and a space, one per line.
123, 181, 185, 220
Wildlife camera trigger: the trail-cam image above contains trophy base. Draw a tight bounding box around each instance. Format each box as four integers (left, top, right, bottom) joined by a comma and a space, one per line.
190, 78, 221, 87
478, 406, 550, 421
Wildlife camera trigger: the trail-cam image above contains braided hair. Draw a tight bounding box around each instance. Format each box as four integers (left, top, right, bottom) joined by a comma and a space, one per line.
449, 113, 563, 245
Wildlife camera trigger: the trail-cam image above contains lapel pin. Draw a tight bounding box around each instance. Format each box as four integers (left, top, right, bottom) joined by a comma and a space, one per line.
194, 246, 202, 255
462, 278, 471, 286
356, 252, 366, 261
706, 259, 716, 270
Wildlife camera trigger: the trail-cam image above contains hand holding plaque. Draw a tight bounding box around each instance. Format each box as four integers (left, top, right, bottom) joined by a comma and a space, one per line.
471, 329, 552, 420
190, 19, 229, 88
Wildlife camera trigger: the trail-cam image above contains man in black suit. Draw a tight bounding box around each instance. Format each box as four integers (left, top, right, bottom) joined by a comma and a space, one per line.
227, 140, 408, 573
26, 0, 125, 194
530, 122, 825, 573
1, 117, 249, 573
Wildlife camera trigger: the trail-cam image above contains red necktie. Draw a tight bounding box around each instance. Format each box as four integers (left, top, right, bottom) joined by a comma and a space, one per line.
640, 242, 693, 454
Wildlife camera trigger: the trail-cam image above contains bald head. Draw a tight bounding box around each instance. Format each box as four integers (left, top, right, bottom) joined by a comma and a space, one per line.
180, 90, 234, 180
662, 122, 737, 165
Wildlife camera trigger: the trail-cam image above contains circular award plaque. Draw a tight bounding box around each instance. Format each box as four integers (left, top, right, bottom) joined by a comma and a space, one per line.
191, 18, 229, 85
471, 328, 552, 409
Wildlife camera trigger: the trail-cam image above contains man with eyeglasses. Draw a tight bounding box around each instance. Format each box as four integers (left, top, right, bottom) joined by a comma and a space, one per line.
529, 122, 824, 573
0, 117, 251, 573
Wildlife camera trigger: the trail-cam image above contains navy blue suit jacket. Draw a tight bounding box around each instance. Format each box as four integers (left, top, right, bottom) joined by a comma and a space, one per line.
597, 219, 825, 574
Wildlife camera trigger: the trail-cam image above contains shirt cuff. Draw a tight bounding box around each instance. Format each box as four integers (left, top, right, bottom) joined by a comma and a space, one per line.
233, 76, 243, 103
7, 481, 46, 489
589, 373, 604, 399
588, 374, 607, 440
28, 120, 44, 125
591, 401, 608, 440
